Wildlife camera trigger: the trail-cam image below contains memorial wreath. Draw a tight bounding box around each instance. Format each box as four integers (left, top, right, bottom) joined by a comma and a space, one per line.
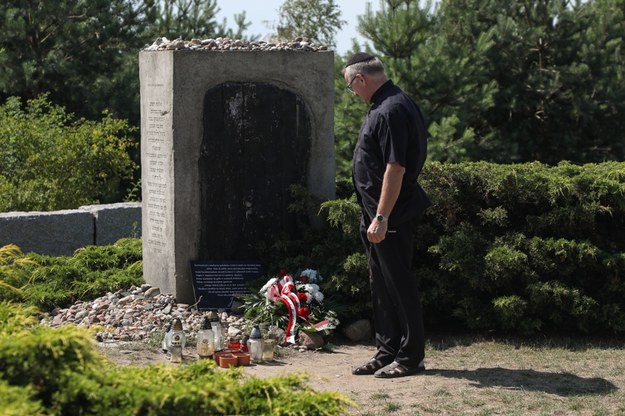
241, 269, 339, 344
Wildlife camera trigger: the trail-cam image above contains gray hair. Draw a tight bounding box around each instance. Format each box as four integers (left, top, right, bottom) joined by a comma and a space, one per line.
343, 57, 385, 78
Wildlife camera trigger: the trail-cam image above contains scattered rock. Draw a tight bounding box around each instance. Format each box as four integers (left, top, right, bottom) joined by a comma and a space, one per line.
267, 326, 286, 344
94, 301, 110, 311
144, 287, 160, 298
343, 319, 372, 342
299, 331, 325, 350
118, 295, 134, 305
74, 310, 88, 321
41, 285, 239, 343
42, 285, 337, 349
227, 326, 243, 338
51, 314, 65, 326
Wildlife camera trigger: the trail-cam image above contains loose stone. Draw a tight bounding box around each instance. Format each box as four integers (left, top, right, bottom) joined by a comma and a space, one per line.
40, 285, 248, 344
143, 36, 330, 53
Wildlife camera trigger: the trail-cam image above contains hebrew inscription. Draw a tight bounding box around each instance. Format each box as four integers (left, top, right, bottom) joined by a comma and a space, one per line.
144, 86, 170, 254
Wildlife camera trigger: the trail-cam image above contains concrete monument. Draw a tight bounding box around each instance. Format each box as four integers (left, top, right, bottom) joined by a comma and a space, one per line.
139, 39, 335, 305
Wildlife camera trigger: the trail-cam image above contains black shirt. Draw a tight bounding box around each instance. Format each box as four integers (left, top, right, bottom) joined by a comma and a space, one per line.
352, 80, 430, 226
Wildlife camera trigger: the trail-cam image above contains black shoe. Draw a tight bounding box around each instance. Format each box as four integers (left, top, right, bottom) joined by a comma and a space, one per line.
374, 360, 426, 378
352, 358, 391, 375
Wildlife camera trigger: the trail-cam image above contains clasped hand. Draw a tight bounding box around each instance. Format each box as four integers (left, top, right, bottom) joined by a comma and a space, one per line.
367, 219, 388, 244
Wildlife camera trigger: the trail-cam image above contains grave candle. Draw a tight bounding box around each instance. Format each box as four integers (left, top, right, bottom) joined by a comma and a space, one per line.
196, 317, 215, 358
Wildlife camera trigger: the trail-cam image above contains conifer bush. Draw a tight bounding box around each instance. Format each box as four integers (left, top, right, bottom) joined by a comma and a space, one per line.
0, 302, 352, 415
321, 161, 625, 335
0, 238, 143, 309
0, 380, 44, 416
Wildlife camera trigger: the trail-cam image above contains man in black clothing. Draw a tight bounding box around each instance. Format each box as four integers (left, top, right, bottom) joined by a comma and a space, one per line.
343, 52, 430, 378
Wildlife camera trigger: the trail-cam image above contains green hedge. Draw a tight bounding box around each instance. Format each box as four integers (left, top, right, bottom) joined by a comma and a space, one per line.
0, 95, 138, 212
0, 238, 144, 310
321, 161, 625, 335
0, 301, 351, 415
2, 161, 624, 337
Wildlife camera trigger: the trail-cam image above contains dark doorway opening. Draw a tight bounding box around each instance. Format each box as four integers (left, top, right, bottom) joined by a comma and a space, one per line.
199, 82, 311, 260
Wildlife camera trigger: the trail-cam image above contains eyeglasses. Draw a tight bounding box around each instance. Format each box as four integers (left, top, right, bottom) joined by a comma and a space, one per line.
346, 74, 358, 94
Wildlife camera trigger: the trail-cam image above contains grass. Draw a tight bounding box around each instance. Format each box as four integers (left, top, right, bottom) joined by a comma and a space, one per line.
355, 334, 625, 416
384, 401, 401, 413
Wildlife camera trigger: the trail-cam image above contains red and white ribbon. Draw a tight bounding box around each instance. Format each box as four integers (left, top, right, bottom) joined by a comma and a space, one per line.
265, 275, 302, 344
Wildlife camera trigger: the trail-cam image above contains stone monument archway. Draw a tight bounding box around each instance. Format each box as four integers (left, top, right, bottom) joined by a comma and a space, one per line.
139, 49, 334, 304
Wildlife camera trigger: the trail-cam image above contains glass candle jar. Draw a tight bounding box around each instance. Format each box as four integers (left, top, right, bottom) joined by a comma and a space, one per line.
262, 339, 276, 361
168, 318, 187, 349
247, 324, 263, 363
196, 317, 215, 358
169, 344, 183, 363
207, 310, 223, 351
247, 338, 263, 362
161, 323, 171, 353
166, 318, 186, 363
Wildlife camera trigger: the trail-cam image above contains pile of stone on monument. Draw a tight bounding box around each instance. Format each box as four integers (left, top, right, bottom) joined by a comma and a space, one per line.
144, 36, 328, 52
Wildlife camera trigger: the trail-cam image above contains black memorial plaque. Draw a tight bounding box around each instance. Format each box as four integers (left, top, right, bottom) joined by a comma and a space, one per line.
199, 82, 311, 260
190, 261, 263, 310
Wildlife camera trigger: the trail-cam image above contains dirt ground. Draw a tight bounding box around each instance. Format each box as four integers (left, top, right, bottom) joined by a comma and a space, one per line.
98, 336, 625, 415
240, 342, 433, 415
98, 339, 423, 414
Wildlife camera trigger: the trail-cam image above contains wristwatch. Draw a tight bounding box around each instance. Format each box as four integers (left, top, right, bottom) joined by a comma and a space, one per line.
375, 213, 386, 223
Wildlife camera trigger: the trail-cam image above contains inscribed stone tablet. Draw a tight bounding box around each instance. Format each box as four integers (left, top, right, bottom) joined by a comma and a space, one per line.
190, 261, 263, 310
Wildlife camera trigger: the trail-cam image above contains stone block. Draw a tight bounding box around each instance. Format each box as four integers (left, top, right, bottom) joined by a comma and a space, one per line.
299, 331, 325, 350
0, 210, 94, 256
139, 50, 335, 304
81, 202, 142, 245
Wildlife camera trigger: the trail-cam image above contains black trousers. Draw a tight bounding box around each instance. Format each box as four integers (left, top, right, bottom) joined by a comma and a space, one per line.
360, 217, 425, 368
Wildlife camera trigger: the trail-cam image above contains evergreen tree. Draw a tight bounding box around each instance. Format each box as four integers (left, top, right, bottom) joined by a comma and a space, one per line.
0, 0, 156, 122
0, 0, 252, 124
152, 0, 219, 39
334, 54, 370, 179
148, 0, 253, 41
354, 0, 498, 163
343, 0, 625, 164
277, 0, 345, 47
437, 0, 625, 163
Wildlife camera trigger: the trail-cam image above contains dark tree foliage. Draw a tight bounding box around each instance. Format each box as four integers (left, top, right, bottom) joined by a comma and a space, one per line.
0, 0, 251, 124
277, 0, 345, 48
151, 0, 254, 41
436, 0, 625, 163
343, 0, 625, 165
0, 0, 155, 123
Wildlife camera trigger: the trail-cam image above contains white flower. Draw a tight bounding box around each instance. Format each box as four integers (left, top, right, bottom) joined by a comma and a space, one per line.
304, 283, 320, 293
300, 268, 322, 283
302, 283, 324, 302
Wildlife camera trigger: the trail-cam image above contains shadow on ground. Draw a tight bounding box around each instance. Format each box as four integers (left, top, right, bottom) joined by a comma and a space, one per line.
425, 333, 625, 352
432, 367, 617, 396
